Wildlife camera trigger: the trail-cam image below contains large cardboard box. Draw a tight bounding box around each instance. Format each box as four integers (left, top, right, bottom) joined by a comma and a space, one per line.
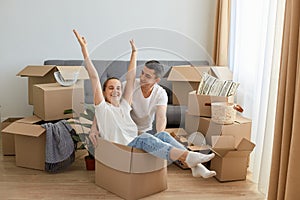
210, 136, 255, 182
33, 83, 84, 121
1, 116, 46, 170
199, 115, 252, 146
166, 66, 233, 105
1, 117, 23, 155
95, 138, 167, 200
17, 65, 89, 105
187, 91, 234, 117
167, 65, 211, 105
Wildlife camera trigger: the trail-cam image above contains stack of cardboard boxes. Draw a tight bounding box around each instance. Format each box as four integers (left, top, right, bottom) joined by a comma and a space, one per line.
1, 65, 89, 170
167, 65, 255, 182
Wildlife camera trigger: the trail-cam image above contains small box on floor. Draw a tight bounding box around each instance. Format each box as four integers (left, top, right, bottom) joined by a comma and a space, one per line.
210, 136, 255, 182
1, 116, 46, 170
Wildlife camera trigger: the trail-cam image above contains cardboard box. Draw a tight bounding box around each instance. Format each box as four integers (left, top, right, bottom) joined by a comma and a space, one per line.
166, 66, 233, 105
1, 116, 46, 170
17, 65, 89, 105
167, 65, 211, 105
187, 91, 234, 117
95, 138, 167, 200
1, 117, 23, 155
33, 83, 84, 121
210, 136, 255, 182
199, 115, 252, 146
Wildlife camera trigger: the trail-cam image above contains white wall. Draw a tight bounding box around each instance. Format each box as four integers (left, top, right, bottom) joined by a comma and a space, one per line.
0, 0, 217, 120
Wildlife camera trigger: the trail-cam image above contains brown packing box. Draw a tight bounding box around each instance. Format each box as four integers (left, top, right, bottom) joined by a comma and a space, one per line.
33, 83, 84, 121
1, 116, 46, 170
199, 115, 252, 146
166, 65, 211, 105
210, 136, 255, 182
17, 65, 89, 105
95, 138, 167, 200
166, 66, 233, 105
1, 117, 23, 155
187, 91, 234, 117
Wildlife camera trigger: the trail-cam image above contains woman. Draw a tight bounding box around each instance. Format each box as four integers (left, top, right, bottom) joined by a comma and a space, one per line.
73, 29, 216, 178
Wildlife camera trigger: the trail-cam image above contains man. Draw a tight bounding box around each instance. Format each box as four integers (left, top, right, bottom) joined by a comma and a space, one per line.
89, 60, 168, 144
129, 60, 168, 134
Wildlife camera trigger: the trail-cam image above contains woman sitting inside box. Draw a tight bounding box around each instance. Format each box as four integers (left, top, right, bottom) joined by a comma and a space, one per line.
73, 29, 216, 178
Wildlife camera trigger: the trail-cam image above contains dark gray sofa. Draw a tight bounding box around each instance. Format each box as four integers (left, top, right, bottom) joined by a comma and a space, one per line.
44, 60, 209, 128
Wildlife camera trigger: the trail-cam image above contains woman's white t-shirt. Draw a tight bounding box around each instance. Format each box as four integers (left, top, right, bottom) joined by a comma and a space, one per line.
95, 99, 138, 145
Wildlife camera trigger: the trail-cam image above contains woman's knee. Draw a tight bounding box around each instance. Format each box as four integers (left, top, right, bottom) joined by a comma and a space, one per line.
155, 131, 171, 139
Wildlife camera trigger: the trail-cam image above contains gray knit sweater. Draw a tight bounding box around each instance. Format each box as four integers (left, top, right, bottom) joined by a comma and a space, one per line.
42, 120, 75, 173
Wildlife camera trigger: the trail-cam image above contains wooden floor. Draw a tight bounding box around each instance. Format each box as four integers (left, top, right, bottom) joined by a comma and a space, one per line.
0, 146, 265, 200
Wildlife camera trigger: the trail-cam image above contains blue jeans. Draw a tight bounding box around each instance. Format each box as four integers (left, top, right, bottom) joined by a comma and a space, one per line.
127, 131, 186, 162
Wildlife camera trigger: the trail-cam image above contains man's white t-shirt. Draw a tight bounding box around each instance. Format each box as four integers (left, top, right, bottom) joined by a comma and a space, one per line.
124, 79, 168, 133
94, 99, 138, 145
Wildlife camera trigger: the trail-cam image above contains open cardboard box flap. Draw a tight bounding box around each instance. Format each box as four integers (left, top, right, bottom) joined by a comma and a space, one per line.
2, 115, 44, 137
166, 65, 211, 82
17, 65, 89, 80
17, 65, 56, 77
56, 66, 89, 80
210, 66, 233, 80
211, 136, 255, 157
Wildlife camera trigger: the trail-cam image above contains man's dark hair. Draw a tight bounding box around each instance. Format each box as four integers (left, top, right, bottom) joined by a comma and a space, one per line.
145, 60, 164, 78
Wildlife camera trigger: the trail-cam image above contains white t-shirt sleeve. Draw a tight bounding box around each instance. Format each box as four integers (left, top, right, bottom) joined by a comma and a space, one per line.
156, 88, 168, 106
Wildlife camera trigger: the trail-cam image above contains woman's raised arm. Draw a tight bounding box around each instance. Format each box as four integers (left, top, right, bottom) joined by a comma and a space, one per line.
123, 39, 137, 104
73, 29, 104, 105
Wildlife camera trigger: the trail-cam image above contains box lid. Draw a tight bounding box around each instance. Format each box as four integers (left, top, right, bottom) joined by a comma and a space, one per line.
167, 66, 211, 82
212, 136, 255, 157
2, 115, 44, 137
56, 66, 89, 80
17, 65, 56, 77
16, 115, 42, 124
209, 66, 233, 80
236, 138, 256, 151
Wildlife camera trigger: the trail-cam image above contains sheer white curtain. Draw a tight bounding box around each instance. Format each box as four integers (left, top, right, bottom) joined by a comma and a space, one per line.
229, 0, 285, 195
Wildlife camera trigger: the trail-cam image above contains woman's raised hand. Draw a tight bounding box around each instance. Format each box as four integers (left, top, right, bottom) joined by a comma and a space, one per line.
73, 29, 87, 48
130, 39, 137, 52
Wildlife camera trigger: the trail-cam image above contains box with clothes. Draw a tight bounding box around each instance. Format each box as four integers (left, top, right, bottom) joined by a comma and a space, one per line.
1, 115, 75, 171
